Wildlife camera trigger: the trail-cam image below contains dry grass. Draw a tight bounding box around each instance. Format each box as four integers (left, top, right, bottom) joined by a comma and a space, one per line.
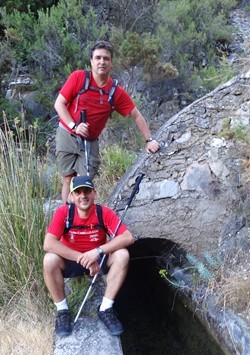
0, 292, 54, 355
214, 255, 250, 322
0, 316, 54, 355
218, 275, 250, 318
197, 246, 250, 324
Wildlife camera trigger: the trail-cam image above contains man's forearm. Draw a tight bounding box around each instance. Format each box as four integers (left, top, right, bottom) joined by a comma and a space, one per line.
44, 234, 82, 261
130, 107, 152, 141
99, 231, 135, 255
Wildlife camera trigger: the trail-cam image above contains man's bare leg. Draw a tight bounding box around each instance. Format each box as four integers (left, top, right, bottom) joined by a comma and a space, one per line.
62, 175, 74, 204
104, 249, 130, 300
98, 249, 130, 335
43, 253, 66, 302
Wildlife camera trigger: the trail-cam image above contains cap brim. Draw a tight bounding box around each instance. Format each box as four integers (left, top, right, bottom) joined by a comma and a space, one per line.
71, 184, 94, 192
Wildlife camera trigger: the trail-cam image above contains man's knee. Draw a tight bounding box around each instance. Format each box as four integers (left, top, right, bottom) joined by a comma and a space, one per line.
43, 252, 64, 273
108, 248, 130, 267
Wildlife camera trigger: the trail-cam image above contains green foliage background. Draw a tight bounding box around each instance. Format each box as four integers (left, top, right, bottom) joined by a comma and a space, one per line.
0, 0, 239, 126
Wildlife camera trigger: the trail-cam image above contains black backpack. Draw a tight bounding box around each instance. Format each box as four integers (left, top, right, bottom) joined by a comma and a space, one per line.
64, 203, 108, 235
74, 70, 118, 111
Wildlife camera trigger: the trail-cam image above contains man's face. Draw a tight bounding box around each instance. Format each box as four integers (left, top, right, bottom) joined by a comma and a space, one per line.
71, 187, 96, 211
90, 48, 112, 76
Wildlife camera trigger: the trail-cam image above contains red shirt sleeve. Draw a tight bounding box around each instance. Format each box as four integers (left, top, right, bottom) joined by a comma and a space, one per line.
59, 70, 85, 104
101, 205, 128, 237
47, 205, 68, 238
113, 85, 135, 117
57, 70, 136, 139
47, 204, 128, 239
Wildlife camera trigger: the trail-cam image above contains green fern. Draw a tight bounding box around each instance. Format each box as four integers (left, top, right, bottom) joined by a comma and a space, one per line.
203, 251, 222, 270
186, 253, 213, 281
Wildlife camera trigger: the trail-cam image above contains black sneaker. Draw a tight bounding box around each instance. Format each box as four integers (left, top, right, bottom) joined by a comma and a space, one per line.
55, 309, 72, 337
98, 306, 124, 336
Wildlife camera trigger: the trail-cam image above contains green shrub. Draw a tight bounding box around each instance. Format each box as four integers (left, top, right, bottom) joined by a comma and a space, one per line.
0, 0, 57, 14
0, 97, 20, 124
156, 0, 237, 90
219, 116, 250, 141
95, 144, 137, 203
100, 144, 137, 181
111, 30, 177, 80
1, 0, 108, 78
186, 55, 237, 92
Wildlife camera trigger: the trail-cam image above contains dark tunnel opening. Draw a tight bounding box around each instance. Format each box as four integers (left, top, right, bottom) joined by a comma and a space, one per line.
115, 238, 225, 355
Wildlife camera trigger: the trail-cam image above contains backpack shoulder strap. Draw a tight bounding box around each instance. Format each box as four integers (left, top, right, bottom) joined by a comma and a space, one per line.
74, 71, 118, 113
96, 203, 109, 235
74, 70, 91, 114
64, 203, 109, 234
78, 70, 91, 96
108, 78, 118, 110
64, 203, 75, 233
108, 79, 118, 103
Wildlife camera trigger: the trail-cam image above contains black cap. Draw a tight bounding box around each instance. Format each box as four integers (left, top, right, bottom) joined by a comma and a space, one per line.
70, 176, 95, 192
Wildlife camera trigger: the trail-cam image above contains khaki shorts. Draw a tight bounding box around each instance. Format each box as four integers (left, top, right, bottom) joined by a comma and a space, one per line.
55, 127, 100, 178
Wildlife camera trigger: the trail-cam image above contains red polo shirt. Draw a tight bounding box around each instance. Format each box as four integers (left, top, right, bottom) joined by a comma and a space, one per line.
47, 204, 128, 253
59, 70, 135, 140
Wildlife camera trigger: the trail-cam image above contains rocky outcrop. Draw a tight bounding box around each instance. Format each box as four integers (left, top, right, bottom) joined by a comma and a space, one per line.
107, 70, 250, 354
109, 71, 250, 249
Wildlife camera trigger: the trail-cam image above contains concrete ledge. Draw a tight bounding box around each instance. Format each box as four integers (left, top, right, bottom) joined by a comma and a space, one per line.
54, 316, 123, 355
53, 277, 123, 355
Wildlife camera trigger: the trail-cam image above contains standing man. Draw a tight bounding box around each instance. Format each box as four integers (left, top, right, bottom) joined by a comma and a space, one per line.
43, 175, 135, 337
55, 40, 160, 203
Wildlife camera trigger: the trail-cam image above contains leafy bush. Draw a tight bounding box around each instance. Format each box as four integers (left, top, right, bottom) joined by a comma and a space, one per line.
156, 0, 237, 82
0, 0, 57, 14
0, 0, 239, 122
219, 116, 250, 141
185, 55, 237, 92
1, 0, 108, 86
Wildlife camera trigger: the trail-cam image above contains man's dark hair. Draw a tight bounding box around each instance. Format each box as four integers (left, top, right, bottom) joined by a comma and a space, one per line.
90, 40, 114, 59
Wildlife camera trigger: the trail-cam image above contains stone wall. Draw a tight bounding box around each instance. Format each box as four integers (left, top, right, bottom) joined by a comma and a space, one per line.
106, 71, 250, 354
109, 71, 250, 253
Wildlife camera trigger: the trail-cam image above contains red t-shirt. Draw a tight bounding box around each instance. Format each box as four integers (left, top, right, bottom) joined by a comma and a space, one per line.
59, 70, 136, 140
47, 204, 128, 253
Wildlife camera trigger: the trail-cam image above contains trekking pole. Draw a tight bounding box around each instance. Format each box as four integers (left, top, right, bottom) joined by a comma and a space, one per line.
74, 172, 145, 324
80, 110, 90, 176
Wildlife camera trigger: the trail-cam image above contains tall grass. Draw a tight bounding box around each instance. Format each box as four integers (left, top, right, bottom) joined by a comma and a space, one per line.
0, 113, 138, 353
0, 113, 59, 308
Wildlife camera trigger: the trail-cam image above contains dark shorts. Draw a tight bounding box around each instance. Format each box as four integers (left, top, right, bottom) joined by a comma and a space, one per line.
62, 255, 109, 278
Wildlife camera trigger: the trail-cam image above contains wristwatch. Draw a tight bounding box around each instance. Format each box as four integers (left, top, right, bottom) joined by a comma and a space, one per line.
96, 246, 104, 258
146, 137, 153, 143
68, 121, 76, 130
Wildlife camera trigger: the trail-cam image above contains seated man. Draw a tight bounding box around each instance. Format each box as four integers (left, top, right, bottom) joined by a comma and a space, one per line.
43, 175, 134, 337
